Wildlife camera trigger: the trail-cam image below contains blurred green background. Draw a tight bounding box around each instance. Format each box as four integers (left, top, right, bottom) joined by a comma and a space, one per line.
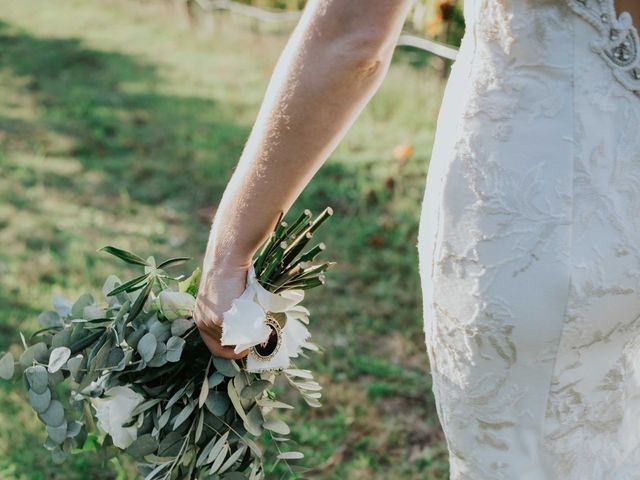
0, 0, 462, 478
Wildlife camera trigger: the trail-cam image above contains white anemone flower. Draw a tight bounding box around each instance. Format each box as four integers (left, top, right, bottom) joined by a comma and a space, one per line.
220, 265, 311, 373
91, 386, 144, 449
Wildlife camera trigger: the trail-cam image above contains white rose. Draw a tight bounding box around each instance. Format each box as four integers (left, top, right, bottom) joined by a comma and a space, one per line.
159, 291, 196, 320
91, 386, 144, 449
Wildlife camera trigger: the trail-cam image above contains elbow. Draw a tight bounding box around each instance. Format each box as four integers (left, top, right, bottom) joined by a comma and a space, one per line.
325, 31, 395, 80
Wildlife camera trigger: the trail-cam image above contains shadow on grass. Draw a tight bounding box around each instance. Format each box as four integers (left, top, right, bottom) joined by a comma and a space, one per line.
0, 19, 248, 211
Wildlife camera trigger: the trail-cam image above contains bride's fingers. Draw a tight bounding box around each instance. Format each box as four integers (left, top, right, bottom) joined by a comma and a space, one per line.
199, 326, 250, 360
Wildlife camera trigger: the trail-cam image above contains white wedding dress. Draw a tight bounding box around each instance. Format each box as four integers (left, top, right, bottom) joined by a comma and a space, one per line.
417, 0, 640, 478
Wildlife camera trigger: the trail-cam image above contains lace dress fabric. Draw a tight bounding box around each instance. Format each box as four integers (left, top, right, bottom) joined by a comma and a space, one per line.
417, 0, 640, 478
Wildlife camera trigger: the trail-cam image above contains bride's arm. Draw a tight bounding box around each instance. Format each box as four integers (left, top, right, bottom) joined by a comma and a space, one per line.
195, 0, 414, 358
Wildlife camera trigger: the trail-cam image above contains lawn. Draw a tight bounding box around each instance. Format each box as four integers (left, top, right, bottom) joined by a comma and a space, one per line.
0, 0, 448, 478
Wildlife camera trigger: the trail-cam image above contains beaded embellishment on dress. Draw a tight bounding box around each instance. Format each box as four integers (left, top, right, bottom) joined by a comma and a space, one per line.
568, 0, 640, 95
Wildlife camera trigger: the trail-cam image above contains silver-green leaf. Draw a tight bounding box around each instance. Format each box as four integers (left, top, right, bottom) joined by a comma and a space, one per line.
48, 347, 71, 374
0, 352, 15, 380
137, 333, 157, 363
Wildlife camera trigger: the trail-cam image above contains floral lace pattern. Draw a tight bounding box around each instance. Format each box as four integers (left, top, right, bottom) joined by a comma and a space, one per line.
417, 0, 640, 478
568, 0, 640, 95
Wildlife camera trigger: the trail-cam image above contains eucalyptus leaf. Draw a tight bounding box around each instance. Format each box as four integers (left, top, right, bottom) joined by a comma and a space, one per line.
20, 343, 49, 369
240, 380, 272, 400
166, 336, 186, 363
48, 347, 71, 374
204, 391, 230, 417
67, 421, 82, 438
0, 352, 15, 380
38, 311, 63, 329
276, 451, 304, 460
51, 328, 72, 349
263, 419, 290, 435
46, 422, 68, 444
137, 333, 157, 363
256, 399, 294, 410
243, 404, 263, 437
170, 318, 194, 337
66, 355, 84, 381
147, 341, 167, 368
25, 365, 49, 394
158, 431, 183, 457
28, 387, 52, 413
127, 434, 159, 460
52, 296, 72, 317
207, 371, 225, 388
40, 400, 65, 427
71, 293, 95, 319
213, 357, 239, 378
51, 447, 68, 464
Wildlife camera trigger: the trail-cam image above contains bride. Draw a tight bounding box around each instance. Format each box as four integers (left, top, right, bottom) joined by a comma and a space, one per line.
193, 0, 640, 478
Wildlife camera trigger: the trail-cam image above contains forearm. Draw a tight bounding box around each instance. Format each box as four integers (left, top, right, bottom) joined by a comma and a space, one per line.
205, 0, 413, 269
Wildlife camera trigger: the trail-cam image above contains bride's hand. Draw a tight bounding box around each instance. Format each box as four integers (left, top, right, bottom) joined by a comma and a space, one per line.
194, 257, 252, 359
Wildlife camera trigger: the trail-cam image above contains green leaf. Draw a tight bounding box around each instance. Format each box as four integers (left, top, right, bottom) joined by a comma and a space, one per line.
213, 357, 239, 378
207, 371, 225, 388
71, 293, 95, 319
173, 401, 196, 430
106, 273, 149, 297
67, 355, 83, 381
25, 365, 49, 394
204, 391, 230, 417
205, 431, 229, 465
170, 318, 194, 337
40, 400, 65, 427
127, 434, 159, 460
166, 336, 186, 363
226, 380, 247, 423
156, 256, 191, 269
100, 246, 149, 266
240, 380, 272, 400
256, 399, 294, 410
243, 404, 263, 437
46, 422, 67, 444
0, 352, 15, 380
52, 296, 72, 317
198, 374, 209, 409
20, 343, 49, 369
209, 443, 229, 474
137, 333, 157, 363
158, 431, 183, 457
48, 347, 71, 374
51, 447, 68, 464
128, 280, 154, 322
276, 451, 304, 460
218, 445, 246, 474
263, 419, 290, 435
28, 387, 52, 413
38, 311, 63, 329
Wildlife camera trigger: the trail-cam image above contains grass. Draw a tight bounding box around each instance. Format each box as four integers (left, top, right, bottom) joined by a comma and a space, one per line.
0, 0, 449, 478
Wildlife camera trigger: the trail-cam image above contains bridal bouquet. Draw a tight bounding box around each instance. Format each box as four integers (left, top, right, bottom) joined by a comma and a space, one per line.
0, 207, 334, 479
